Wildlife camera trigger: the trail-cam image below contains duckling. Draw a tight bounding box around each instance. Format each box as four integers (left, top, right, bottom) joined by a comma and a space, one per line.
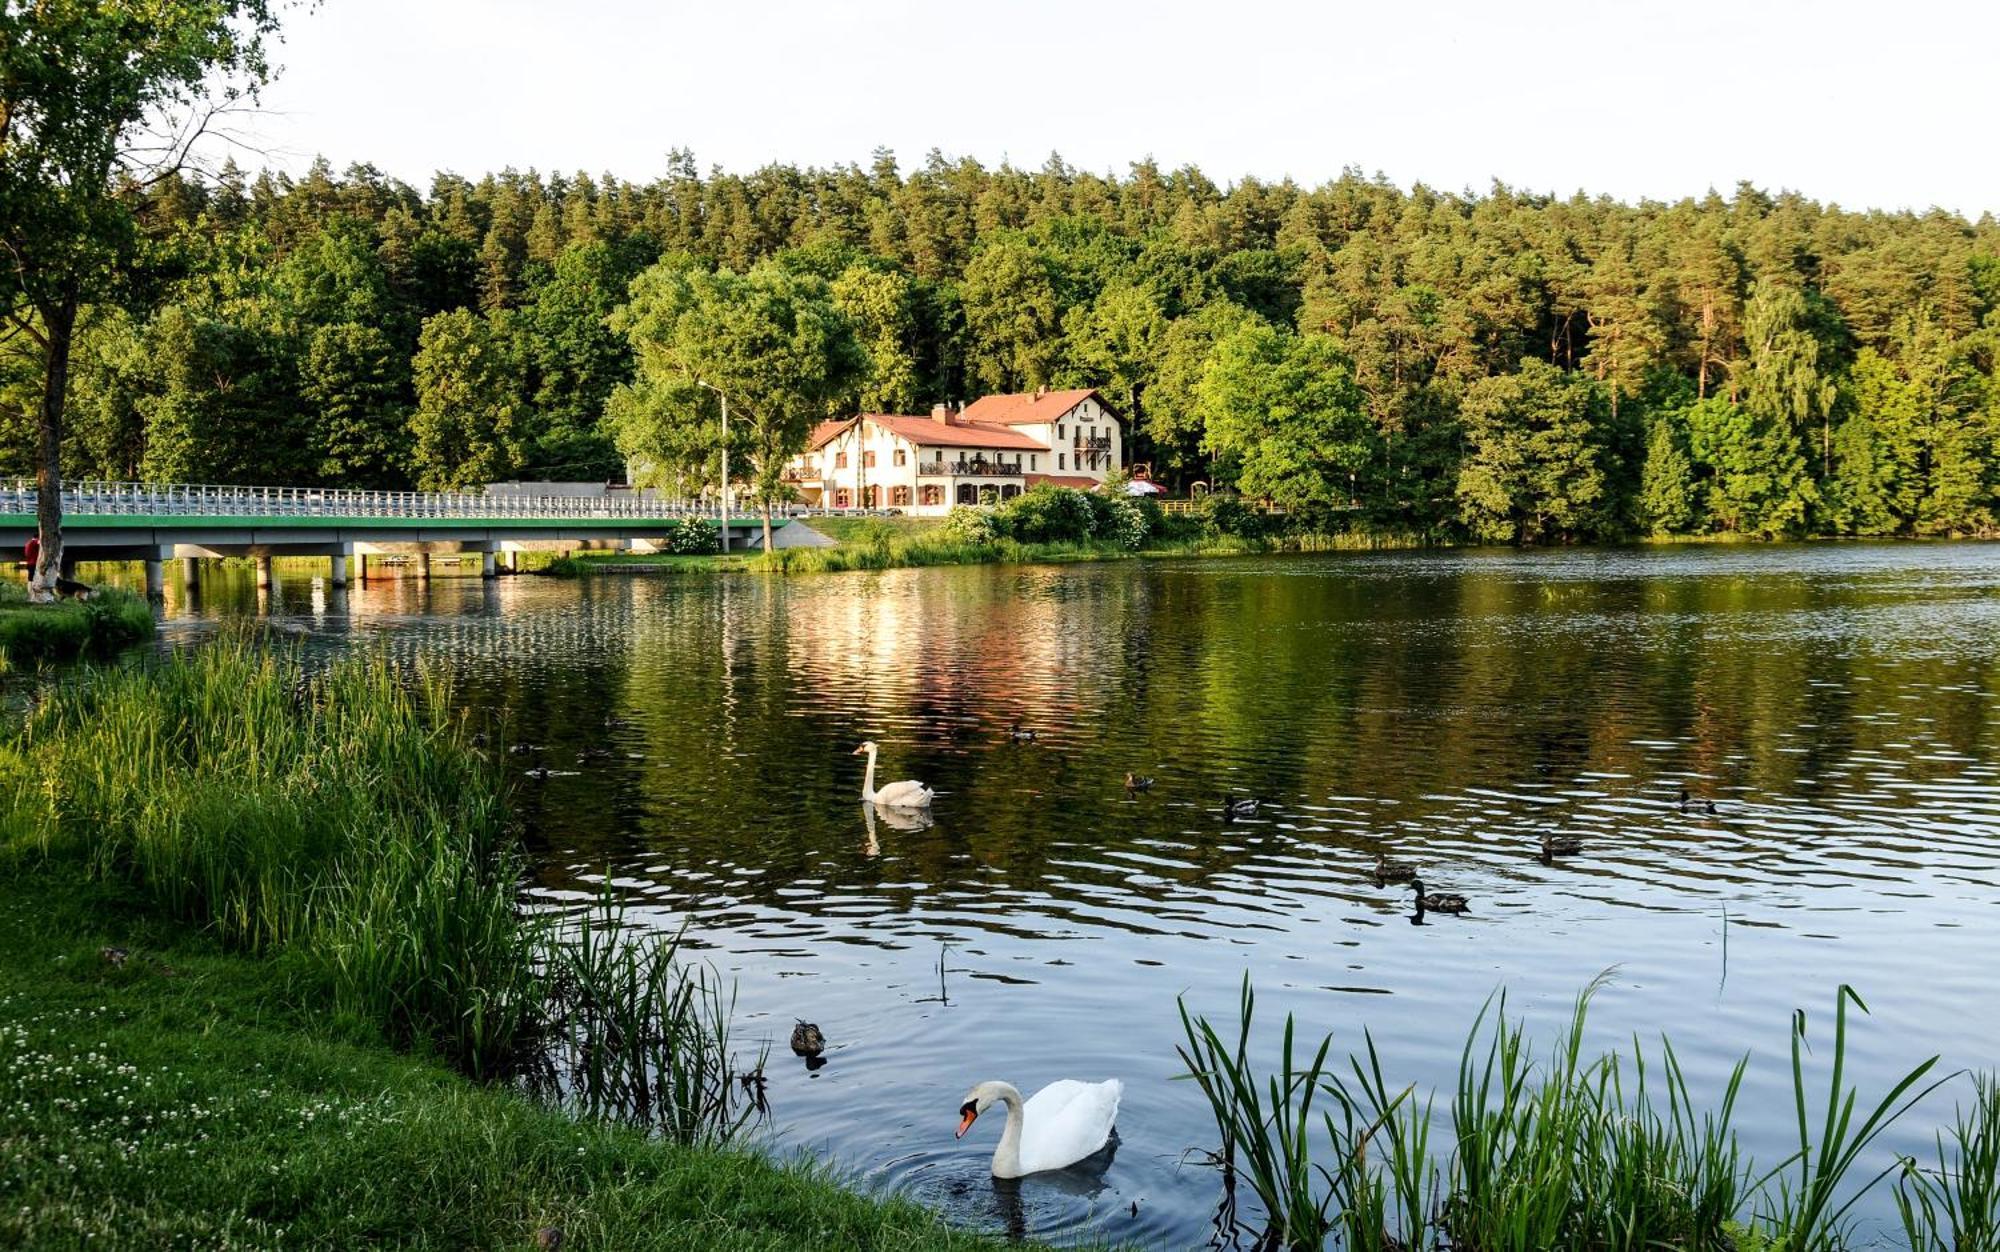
1538, 833, 1585, 863
1372, 854, 1419, 883
1222, 795, 1263, 820
524, 765, 553, 782
1409, 876, 1469, 915
1008, 723, 1038, 742
1676, 789, 1719, 816
1124, 772, 1155, 792
508, 742, 540, 757
99, 946, 130, 968
576, 745, 616, 764
790, 1020, 826, 1058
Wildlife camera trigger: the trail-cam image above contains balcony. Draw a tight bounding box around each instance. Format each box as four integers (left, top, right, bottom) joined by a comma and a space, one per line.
1074, 436, 1112, 452
917, 461, 1026, 477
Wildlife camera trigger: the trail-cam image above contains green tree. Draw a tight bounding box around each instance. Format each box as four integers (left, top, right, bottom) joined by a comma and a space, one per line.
1682, 395, 1816, 536
607, 260, 864, 550
304, 323, 408, 486
0, 0, 281, 596
830, 262, 921, 413
1195, 322, 1369, 509
959, 235, 1063, 390
408, 309, 528, 490
1455, 360, 1618, 544
1637, 411, 1698, 535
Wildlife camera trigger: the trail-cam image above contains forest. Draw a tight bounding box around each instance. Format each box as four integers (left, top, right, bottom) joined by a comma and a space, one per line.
3, 148, 1996, 543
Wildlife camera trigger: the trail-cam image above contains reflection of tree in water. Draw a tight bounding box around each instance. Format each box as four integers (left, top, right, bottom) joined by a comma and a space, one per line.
167, 553, 2000, 943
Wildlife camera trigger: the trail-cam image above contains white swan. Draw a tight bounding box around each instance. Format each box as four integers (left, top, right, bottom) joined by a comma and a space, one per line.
956, 1078, 1123, 1178
853, 740, 933, 808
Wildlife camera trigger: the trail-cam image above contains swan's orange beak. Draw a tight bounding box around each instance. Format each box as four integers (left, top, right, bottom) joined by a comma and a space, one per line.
956, 1100, 978, 1138
851, 744, 868, 755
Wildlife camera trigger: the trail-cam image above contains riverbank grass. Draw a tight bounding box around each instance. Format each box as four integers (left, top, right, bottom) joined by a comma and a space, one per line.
0, 864, 1012, 1250
0, 583, 153, 667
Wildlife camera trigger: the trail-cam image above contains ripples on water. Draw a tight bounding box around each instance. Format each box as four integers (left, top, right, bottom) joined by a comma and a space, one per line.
143, 543, 1999, 1248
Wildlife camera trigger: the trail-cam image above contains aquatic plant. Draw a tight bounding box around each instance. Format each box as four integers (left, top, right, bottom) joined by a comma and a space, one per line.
533, 896, 765, 1145
1897, 1073, 2000, 1251
1179, 975, 1966, 1252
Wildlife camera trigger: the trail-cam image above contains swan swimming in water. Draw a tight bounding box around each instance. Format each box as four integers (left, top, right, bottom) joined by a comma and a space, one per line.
853, 740, 933, 808
957, 1079, 1123, 1178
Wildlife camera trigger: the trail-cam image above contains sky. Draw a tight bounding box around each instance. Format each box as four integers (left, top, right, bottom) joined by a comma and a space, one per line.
242, 0, 2000, 217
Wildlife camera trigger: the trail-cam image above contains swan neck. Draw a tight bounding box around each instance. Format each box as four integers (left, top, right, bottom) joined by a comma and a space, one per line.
860, 746, 877, 803
990, 1084, 1027, 1178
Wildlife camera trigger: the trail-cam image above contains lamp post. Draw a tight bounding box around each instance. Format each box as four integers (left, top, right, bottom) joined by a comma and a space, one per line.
696, 380, 730, 554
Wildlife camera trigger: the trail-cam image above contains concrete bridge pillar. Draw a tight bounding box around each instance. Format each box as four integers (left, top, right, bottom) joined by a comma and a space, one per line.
413, 552, 430, 581
143, 546, 170, 601
256, 555, 274, 590
180, 557, 200, 585
356, 552, 370, 583
328, 545, 349, 588
480, 551, 497, 579
501, 549, 519, 573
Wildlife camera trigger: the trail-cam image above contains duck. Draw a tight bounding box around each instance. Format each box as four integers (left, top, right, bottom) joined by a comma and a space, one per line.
957, 1078, 1123, 1178
1538, 833, 1585, 863
524, 765, 553, 782
1372, 854, 1419, 883
1009, 723, 1038, 743
853, 741, 933, 809
1409, 876, 1469, 916
1676, 789, 1719, 816
789, 1020, 825, 1058
1124, 772, 1155, 792
1222, 795, 1263, 820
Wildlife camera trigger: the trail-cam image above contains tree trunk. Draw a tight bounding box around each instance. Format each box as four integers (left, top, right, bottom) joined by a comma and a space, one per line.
761, 500, 774, 553
31, 294, 78, 603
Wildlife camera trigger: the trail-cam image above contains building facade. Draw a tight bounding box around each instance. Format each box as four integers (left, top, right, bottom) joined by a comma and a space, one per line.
786, 389, 1124, 516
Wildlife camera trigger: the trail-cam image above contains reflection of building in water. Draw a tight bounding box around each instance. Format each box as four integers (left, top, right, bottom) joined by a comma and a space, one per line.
777, 569, 1130, 723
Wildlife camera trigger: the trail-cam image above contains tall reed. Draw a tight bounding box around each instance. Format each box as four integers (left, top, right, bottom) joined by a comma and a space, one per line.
1179, 976, 1972, 1252
2, 636, 535, 1074
1897, 1074, 2000, 1251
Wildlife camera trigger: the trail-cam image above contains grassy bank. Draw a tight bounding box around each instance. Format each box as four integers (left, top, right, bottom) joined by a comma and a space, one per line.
0, 865, 1013, 1250
0, 583, 153, 668
0, 643, 1021, 1249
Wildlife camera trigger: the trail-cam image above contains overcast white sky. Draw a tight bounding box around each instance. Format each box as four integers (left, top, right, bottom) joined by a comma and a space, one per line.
243, 0, 1998, 216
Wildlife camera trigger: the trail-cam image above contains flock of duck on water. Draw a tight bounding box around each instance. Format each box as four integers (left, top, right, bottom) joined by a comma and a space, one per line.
845, 725, 1727, 1177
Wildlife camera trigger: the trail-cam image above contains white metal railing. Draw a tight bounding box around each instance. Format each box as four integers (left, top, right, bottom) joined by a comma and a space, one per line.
0, 480, 722, 521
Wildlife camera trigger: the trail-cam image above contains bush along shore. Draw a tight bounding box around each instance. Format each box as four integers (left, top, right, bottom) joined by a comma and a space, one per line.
0, 583, 154, 668
0, 640, 1015, 1250
1178, 976, 2000, 1252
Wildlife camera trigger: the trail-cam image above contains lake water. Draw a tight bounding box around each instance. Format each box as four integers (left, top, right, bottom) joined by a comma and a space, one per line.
148, 544, 2000, 1248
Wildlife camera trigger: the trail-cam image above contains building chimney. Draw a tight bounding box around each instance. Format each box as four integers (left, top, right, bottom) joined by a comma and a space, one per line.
931, 402, 953, 425
1035, 385, 1047, 399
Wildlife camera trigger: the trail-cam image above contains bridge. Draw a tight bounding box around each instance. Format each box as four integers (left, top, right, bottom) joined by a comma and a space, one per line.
0, 480, 776, 595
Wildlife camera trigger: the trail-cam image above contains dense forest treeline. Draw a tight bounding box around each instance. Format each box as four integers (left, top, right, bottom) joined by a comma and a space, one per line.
3, 148, 1997, 542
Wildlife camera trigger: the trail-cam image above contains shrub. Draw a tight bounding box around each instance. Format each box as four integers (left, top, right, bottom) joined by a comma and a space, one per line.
940, 504, 1001, 545
1201, 494, 1266, 538
666, 518, 719, 555
993, 484, 1099, 544
0, 587, 154, 666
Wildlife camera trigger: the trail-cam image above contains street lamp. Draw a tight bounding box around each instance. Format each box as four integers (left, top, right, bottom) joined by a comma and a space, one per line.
695, 380, 730, 554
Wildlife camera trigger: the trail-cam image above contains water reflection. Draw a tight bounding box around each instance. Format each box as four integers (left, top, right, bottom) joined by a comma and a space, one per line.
141, 544, 2000, 1249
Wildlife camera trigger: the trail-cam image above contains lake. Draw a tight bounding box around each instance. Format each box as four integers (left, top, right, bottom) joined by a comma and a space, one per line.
149, 543, 2000, 1248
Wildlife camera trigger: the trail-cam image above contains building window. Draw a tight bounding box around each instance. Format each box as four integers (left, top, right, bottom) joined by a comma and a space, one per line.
891, 486, 911, 507
956, 483, 979, 505
894, 448, 907, 466
864, 450, 877, 469
1030, 455, 1037, 471
834, 488, 851, 508
1056, 423, 1064, 440
835, 451, 848, 469
1001, 484, 1021, 500
921, 485, 943, 506
1058, 454, 1066, 470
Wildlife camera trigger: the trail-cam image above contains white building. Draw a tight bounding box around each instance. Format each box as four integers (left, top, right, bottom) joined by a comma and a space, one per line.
786, 388, 1124, 515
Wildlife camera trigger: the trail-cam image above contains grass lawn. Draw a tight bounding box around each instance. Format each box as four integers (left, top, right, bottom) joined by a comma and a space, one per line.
0, 861, 1028, 1251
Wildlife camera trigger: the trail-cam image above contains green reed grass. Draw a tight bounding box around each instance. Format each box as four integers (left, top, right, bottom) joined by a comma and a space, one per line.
1, 637, 536, 1075
1180, 976, 1979, 1252
534, 897, 765, 1145
1897, 1074, 2000, 1251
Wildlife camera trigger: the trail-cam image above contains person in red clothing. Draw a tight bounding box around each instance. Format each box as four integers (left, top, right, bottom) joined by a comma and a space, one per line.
22, 534, 38, 578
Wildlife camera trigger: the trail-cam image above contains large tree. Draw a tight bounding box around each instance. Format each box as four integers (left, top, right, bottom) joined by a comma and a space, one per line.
1, 0, 281, 598
606, 259, 864, 551
1455, 359, 1619, 544
1195, 322, 1369, 511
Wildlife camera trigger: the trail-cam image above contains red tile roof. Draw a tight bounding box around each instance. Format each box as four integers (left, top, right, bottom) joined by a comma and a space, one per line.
1024, 474, 1101, 489
958, 388, 1108, 427
807, 418, 856, 451
853, 413, 1049, 451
